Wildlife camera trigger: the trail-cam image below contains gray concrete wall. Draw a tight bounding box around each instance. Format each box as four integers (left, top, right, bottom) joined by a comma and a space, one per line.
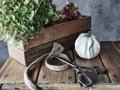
0, 0, 120, 67
53, 0, 120, 41
0, 41, 9, 68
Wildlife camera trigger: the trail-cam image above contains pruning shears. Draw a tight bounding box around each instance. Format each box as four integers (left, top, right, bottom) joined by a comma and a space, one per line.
56, 56, 107, 87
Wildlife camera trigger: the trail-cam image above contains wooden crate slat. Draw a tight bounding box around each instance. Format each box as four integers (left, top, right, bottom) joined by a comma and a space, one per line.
0, 58, 40, 83
0, 58, 12, 76
100, 42, 120, 83
38, 50, 75, 83
74, 51, 109, 83
2, 83, 120, 90
91, 84, 120, 90
1, 83, 89, 90
0, 58, 25, 83
115, 41, 120, 49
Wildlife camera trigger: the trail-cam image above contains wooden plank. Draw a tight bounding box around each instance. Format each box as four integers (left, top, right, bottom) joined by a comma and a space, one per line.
2, 83, 120, 90
1, 83, 88, 90
100, 42, 120, 83
115, 41, 120, 49
74, 51, 109, 83
91, 84, 120, 90
0, 57, 40, 83
0, 58, 12, 76
38, 50, 75, 83
0, 58, 25, 83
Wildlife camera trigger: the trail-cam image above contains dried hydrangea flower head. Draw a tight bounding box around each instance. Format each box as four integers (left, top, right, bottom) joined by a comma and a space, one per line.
58, 2, 81, 22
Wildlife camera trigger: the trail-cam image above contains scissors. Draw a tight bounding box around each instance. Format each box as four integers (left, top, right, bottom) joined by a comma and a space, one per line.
55, 56, 107, 87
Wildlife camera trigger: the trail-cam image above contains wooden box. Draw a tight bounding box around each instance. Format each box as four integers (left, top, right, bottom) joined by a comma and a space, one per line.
7, 16, 91, 66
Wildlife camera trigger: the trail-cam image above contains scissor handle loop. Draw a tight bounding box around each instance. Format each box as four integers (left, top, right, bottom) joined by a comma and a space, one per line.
76, 71, 93, 87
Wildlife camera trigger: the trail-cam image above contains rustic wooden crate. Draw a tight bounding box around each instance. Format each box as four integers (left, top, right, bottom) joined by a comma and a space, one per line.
7, 16, 91, 66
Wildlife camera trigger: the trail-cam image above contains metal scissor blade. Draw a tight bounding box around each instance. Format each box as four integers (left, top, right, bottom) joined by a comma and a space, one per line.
55, 57, 80, 71
55, 57, 74, 66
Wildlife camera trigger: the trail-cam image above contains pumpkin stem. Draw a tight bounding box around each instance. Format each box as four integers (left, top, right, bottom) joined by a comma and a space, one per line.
87, 31, 92, 37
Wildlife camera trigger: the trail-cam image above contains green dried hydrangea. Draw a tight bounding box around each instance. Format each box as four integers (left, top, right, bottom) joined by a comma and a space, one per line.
0, 0, 60, 45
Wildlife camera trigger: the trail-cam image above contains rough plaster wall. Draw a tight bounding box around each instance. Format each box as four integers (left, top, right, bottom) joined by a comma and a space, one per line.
0, 41, 9, 68
53, 0, 120, 41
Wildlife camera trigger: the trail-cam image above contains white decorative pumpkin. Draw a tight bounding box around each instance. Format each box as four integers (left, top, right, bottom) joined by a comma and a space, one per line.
75, 31, 100, 59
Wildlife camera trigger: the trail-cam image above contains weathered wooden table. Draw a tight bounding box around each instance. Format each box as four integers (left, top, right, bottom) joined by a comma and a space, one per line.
0, 42, 120, 90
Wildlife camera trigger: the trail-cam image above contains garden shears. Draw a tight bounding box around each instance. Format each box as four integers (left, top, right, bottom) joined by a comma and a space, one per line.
56, 56, 107, 87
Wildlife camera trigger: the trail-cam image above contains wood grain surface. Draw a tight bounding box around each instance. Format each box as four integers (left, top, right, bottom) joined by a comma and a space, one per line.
0, 42, 120, 90
0, 58, 40, 83
116, 41, 120, 49
100, 42, 120, 83
2, 83, 120, 90
74, 52, 110, 83
0, 58, 25, 83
